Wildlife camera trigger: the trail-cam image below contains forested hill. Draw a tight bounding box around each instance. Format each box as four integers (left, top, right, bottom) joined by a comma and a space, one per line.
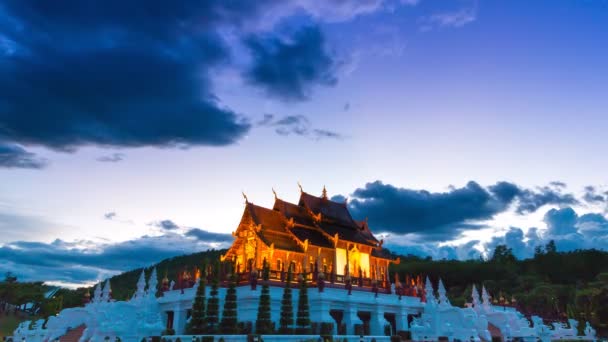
104, 249, 226, 301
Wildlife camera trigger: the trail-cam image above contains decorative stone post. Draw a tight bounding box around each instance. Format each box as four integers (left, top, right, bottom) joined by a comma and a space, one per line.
250, 267, 258, 290
345, 274, 353, 295
317, 271, 325, 293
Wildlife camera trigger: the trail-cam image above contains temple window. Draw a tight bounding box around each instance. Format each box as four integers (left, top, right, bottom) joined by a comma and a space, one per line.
277, 259, 282, 271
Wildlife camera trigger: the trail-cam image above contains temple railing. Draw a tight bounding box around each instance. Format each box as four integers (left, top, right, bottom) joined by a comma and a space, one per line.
231, 270, 392, 294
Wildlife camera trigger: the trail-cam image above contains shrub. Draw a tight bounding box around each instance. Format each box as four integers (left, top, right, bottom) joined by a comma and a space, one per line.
278, 265, 294, 334
255, 259, 273, 334
219, 265, 238, 334
205, 261, 220, 333
238, 321, 253, 334
295, 274, 312, 334
187, 260, 207, 334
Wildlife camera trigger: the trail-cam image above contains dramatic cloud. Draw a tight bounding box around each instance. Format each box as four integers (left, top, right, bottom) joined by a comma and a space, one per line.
483, 207, 608, 259
0, 143, 47, 169
341, 181, 508, 241
0, 1, 257, 153
244, 25, 338, 101
258, 114, 343, 140
583, 186, 606, 204
0, 232, 231, 285
337, 180, 578, 241
152, 219, 180, 231
184, 228, 233, 243
97, 153, 125, 163
1, 0, 395, 157
383, 239, 482, 260
513, 185, 578, 214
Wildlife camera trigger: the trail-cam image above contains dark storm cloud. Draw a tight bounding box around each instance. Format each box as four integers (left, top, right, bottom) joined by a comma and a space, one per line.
0, 1, 354, 155
243, 25, 338, 101
338, 180, 578, 241
344, 181, 510, 240
184, 228, 233, 243
0, 143, 47, 169
97, 153, 125, 163
0, 0, 306, 153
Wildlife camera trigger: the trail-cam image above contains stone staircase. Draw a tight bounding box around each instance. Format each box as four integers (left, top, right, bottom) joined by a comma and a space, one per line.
59, 325, 86, 342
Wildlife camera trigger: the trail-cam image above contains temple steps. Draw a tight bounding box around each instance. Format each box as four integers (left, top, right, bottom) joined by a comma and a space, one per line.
59, 324, 86, 342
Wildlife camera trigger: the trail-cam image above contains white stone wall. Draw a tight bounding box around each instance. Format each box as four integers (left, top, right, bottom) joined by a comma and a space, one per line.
157, 285, 424, 335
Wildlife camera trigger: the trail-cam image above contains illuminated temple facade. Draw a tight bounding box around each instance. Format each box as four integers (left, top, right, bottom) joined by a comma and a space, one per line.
222, 187, 398, 290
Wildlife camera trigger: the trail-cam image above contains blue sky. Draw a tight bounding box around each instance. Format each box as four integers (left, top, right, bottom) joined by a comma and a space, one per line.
1, 0, 607, 287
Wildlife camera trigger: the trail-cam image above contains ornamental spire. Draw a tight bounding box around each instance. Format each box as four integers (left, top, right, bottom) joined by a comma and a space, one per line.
272, 187, 278, 200
438, 278, 450, 306
472, 284, 481, 308
424, 276, 436, 306
322, 185, 328, 199
242, 191, 248, 203
148, 268, 158, 298
132, 269, 146, 301
297, 181, 304, 193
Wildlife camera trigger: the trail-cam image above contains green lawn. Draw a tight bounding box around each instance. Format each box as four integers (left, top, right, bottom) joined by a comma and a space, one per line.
0, 314, 38, 338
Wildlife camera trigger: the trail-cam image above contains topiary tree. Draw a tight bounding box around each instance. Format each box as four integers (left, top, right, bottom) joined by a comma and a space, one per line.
219, 262, 238, 334
296, 272, 312, 334
279, 264, 294, 334
205, 260, 220, 334
186, 260, 207, 334
256, 258, 273, 334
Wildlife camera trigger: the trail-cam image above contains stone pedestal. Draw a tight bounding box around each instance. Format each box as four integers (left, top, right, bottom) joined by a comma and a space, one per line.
343, 304, 361, 335
369, 309, 386, 336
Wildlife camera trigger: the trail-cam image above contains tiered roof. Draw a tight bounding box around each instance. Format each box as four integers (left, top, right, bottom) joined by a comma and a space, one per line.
233, 188, 384, 255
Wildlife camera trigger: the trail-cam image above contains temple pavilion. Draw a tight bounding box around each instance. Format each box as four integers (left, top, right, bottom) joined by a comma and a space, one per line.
221, 186, 398, 292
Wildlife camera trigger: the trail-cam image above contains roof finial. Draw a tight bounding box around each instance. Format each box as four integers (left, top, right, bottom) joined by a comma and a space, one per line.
272, 187, 278, 200
242, 191, 248, 203
297, 181, 304, 193
322, 185, 328, 199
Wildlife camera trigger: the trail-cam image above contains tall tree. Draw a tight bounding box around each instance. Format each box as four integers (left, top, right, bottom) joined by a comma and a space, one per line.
545, 240, 557, 254
187, 260, 207, 334
205, 260, 220, 334
256, 259, 273, 334
219, 262, 238, 334
295, 272, 311, 334
279, 264, 294, 334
